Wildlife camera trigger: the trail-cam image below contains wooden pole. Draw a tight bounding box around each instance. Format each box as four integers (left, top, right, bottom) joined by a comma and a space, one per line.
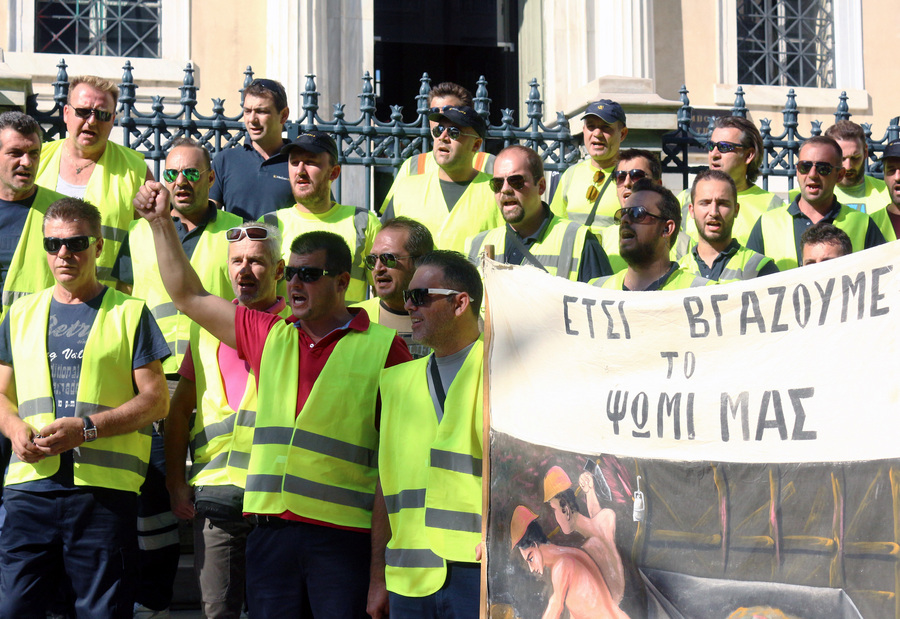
480, 246, 495, 619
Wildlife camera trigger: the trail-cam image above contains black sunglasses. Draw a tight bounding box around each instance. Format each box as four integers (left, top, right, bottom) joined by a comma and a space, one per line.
226, 226, 271, 242
614, 206, 669, 225
71, 107, 113, 122
706, 140, 744, 153
489, 174, 528, 193
163, 167, 209, 183
364, 253, 412, 269
796, 160, 835, 176
403, 288, 461, 307
284, 266, 335, 283
613, 169, 648, 185
43, 235, 97, 253
431, 125, 477, 141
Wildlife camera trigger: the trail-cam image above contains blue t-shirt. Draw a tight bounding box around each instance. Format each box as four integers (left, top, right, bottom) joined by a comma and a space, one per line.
0, 193, 36, 296
0, 288, 169, 491
210, 141, 294, 221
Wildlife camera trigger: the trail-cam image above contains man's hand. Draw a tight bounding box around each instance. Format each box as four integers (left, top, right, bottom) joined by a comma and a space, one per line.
133, 181, 170, 222
168, 478, 197, 520
9, 420, 45, 464
34, 416, 85, 455
366, 579, 389, 619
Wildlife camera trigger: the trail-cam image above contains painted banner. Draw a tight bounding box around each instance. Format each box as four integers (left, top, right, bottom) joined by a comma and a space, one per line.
483, 242, 900, 619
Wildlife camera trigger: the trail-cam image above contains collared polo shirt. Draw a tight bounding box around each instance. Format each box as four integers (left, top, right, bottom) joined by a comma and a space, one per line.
210, 141, 294, 221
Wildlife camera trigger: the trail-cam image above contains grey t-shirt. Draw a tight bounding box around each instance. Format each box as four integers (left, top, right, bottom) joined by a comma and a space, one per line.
427, 341, 476, 422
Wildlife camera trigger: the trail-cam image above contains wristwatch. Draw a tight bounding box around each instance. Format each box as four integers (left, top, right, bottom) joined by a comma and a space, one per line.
83, 416, 98, 442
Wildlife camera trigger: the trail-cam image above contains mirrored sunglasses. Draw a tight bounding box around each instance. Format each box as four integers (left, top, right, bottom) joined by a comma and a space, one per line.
706, 140, 744, 153
613, 205, 668, 225
431, 125, 477, 141
613, 169, 648, 185
284, 266, 335, 283
364, 253, 411, 269
489, 174, 528, 193
72, 107, 113, 122
43, 235, 97, 253
226, 226, 270, 242
402, 288, 461, 307
163, 167, 209, 183
796, 160, 835, 176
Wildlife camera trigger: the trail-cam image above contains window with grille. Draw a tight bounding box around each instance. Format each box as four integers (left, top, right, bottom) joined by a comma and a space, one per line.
736, 0, 835, 88
36, 0, 162, 58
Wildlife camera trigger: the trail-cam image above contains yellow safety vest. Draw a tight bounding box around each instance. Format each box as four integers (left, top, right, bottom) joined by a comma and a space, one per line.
870, 208, 898, 242
788, 176, 888, 215
678, 244, 774, 283
594, 267, 712, 290
129, 210, 240, 374
1, 187, 67, 319
380, 151, 495, 214
243, 319, 394, 528
379, 340, 484, 597
599, 225, 695, 274
549, 159, 618, 232
35, 139, 147, 287
466, 216, 588, 281
5, 287, 151, 492
262, 203, 379, 303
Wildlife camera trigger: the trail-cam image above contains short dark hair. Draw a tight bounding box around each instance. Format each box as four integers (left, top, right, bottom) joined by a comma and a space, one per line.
825, 119, 866, 147
44, 198, 102, 238
800, 222, 852, 256
428, 82, 473, 107
289, 231, 352, 275
415, 250, 483, 318
713, 116, 764, 184
496, 144, 543, 182
800, 136, 843, 165
515, 520, 549, 550
244, 78, 288, 112
380, 217, 434, 257
630, 178, 681, 246
618, 148, 661, 181
0, 111, 42, 141
168, 136, 211, 168
691, 169, 737, 204
555, 488, 581, 517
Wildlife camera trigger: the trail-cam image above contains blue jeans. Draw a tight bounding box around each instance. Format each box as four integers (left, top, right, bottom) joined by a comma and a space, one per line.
388, 562, 480, 619
0, 487, 138, 619
245, 519, 370, 618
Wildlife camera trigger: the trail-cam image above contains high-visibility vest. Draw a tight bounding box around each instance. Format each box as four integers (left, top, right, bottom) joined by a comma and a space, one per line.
5, 288, 151, 492
549, 159, 618, 232
679, 185, 784, 245
594, 267, 712, 290
870, 208, 898, 242
380, 151, 495, 214
243, 320, 394, 528
678, 244, 774, 283
1, 187, 67, 319
385, 171, 502, 253
788, 176, 889, 215
129, 210, 240, 374
35, 139, 147, 287
262, 203, 379, 303
379, 340, 483, 597
466, 217, 587, 281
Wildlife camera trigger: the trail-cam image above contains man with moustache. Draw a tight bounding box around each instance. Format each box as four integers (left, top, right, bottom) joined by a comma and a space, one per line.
746, 136, 884, 270
262, 130, 379, 303
679, 169, 777, 282
869, 139, 900, 242
466, 145, 611, 282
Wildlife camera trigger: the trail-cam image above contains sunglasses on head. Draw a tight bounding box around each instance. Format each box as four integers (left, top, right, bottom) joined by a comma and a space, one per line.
796, 160, 835, 176
706, 140, 744, 153
284, 266, 335, 283
489, 174, 528, 193
431, 125, 477, 141
402, 288, 461, 307
226, 226, 270, 242
613, 205, 669, 225
364, 253, 412, 269
71, 107, 113, 122
613, 169, 648, 185
43, 235, 97, 253
163, 167, 209, 183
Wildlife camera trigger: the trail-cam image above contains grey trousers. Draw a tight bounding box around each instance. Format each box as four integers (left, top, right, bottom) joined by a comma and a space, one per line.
192, 515, 253, 619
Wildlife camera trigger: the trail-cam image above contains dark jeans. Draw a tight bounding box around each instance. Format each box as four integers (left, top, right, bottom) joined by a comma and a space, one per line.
245, 519, 370, 618
0, 487, 138, 619
388, 562, 480, 619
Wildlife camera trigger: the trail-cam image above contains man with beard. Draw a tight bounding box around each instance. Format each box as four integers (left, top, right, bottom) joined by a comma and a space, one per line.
870, 139, 900, 241
679, 169, 777, 282
593, 180, 711, 290
823, 120, 887, 213
261, 131, 379, 303
746, 136, 884, 270
466, 145, 611, 282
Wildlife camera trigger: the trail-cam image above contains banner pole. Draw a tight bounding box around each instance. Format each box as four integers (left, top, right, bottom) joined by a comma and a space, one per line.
480, 246, 494, 619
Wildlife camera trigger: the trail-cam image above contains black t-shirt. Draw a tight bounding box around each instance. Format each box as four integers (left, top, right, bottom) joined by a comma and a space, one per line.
0, 193, 36, 295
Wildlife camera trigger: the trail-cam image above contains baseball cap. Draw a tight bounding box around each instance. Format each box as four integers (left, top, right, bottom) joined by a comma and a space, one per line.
582, 99, 627, 126
428, 105, 487, 138
883, 139, 900, 160
280, 130, 339, 161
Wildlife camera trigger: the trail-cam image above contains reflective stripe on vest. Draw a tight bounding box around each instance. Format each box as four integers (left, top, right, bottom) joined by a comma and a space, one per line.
379, 340, 484, 596
5, 288, 150, 492
759, 205, 870, 271
243, 320, 394, 527
718, 250, 767, 281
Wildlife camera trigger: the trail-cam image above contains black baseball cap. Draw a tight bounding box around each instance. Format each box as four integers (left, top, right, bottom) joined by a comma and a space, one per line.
883, 139, 900, 161
582, 99, 626, 126
427, 105, 487, 138
280, 130, 338, 161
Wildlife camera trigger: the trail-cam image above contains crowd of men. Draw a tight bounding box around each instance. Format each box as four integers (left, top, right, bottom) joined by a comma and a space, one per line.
0, 73, 896, 619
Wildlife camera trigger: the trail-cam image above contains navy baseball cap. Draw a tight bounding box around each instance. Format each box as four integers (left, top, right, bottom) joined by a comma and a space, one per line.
883, 139, 900, 160
428, 105, 487, 138
280, 130, 338, 161
582, 99, 626, 126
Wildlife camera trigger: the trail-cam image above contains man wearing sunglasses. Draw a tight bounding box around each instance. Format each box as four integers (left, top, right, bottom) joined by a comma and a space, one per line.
133, 175, 413, 617
677, 117, 784, 245
382, 105, 503, 253
262, 130, 379, 303
679, 170, 778, 282
593, 180, 711, 291
0, 198, 170, 618
466, 145, 611, 282
746, 136, 885, 270
549, 99, 629, 232
370, 251, 484, 619
210, 78, 296, 221
35, 76, 154, 289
